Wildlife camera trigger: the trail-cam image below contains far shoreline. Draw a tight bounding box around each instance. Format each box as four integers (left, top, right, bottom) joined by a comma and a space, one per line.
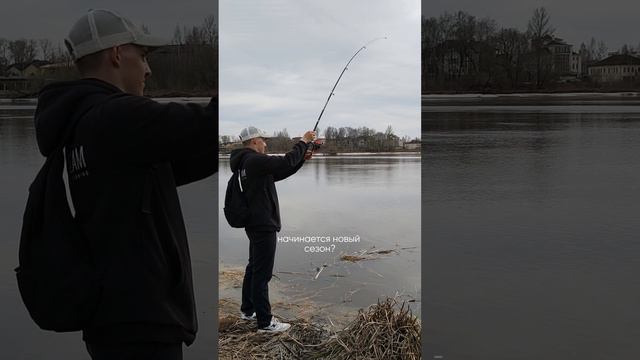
422, 92, 640, 105
0, 94, 214, 104
423, 91, 640, 99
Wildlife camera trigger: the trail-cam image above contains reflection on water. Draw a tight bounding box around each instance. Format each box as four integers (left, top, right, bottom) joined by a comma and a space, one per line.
423, 101, 640, 360
219, 154, 421, 313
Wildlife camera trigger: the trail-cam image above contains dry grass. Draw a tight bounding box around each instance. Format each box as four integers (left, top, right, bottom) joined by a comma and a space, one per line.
339, 255, 369, 262
316, 298, 421, 359
338, 246, 418, 263
219, 267, 245, 289
218, 298, 421, 359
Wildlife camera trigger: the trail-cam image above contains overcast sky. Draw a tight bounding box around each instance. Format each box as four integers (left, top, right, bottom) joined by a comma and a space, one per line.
424, 0, 638, 51
220, 0, 421, 140
0, 0, 217, 45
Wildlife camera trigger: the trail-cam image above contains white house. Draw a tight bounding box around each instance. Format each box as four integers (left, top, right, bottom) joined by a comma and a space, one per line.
588, 54, 640, 83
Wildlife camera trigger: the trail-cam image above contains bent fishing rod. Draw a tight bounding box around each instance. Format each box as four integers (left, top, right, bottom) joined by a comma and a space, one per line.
312, 37, 387, 133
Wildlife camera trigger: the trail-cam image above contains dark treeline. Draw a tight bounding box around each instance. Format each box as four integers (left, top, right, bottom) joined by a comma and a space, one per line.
0, 15, 217, 97
145, 15, 218, 95
0, 38, 68, 67
422, 7, 635, 92
220, 126, 420, 154
321, 125, 409, 153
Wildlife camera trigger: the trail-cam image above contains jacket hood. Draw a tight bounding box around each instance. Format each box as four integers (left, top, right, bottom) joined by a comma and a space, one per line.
34, 78, 121, 156
229, 148, 255, 172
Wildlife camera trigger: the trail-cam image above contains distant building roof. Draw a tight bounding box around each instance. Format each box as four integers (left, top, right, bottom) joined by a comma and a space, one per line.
8, 60, 51, 71
547, 38, 568, 46
591, 54, 640, 67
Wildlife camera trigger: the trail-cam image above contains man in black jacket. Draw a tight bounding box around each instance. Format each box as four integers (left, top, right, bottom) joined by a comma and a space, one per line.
228, 126, 315, 332
34, 9, 217, 359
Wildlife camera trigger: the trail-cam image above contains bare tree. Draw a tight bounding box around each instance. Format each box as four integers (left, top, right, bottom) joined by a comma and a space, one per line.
588, 37, 597, 60
621, 44, 630, 55
385, 125, 394, 137
475, 17, 497, 42
527, 7, 555, 88
8, 39, 38, 64
184, 26, 204, 45
172, 25, 183, 45
422, 16, 442, 85
39, 39, 54, 62
0, 38, 9, 70
596, 40, 608, 60
495, 28, 529, 89
452, 11, 477, 78
201, 15, 217, 47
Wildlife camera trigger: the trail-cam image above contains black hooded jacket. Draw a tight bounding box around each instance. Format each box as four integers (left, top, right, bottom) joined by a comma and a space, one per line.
34, 78, 217, 345
229, 141, 308, 232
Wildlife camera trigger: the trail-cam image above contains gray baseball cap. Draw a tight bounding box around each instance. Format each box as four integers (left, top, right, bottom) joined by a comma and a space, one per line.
65, 9, 169, 61
239, 126, 271, 141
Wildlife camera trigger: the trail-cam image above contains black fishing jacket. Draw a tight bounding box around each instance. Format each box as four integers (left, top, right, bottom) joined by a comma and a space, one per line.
228, 141, 308, 232
34, 78, 217, 345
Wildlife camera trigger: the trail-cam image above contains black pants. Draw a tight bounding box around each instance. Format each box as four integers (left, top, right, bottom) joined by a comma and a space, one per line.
241, 230, 277, 328
85, 342, 182, 360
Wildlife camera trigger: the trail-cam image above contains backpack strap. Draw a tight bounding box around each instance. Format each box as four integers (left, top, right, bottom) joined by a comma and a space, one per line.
48, 94, 116, 215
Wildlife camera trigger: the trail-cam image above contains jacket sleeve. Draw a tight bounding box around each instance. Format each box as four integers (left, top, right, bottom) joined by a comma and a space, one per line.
170, 98, 219, 186
248, 141, 308, 178
171, 149, 218, 186
102, 95, 218, 166
273, 152, 305, 182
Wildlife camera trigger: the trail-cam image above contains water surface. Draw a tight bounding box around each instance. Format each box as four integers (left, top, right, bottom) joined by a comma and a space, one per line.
423, 98, 640, 360
218, 153, 421, 315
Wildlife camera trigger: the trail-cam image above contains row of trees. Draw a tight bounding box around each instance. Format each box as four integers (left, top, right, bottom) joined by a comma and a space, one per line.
171, 15, 218, 48
1, 15, 218, 69
221, 126, 419, 153
322, 125, 409, 153
0, 38, 70, 69
423, 7, 623, 91
0, 15, 217, 96
145, 15, 218, 94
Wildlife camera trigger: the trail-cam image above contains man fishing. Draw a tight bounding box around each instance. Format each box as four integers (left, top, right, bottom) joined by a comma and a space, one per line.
27, 9, 217, 359
229, 126, 315, 332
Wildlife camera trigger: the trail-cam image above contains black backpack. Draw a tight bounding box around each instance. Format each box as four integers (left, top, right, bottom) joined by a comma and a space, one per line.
224, 156, 250, 228
15, 103, 101, 332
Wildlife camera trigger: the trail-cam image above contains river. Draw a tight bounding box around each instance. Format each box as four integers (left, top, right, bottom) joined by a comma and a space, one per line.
422, 95, 640, 360
218, 153, 421, 317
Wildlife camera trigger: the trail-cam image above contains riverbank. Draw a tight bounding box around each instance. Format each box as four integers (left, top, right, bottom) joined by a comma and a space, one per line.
0, 90, 214, 101
218, 151, 421, 157
0, 96, 213, 106
424, 91, 640, 100
218, 265, 421, 359
422, 92, 640, 107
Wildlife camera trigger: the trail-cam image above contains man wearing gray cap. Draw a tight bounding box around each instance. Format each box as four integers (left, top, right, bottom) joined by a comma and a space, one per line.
31, 9, 217, 359
229, 126, 315, 333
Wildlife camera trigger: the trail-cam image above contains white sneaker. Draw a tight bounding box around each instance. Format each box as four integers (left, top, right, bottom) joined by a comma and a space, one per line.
240, 311, 256, 321
257, 318, 291, 333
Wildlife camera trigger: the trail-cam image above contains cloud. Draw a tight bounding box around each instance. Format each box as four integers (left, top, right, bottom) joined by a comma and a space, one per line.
220, 0, 420, 139
1, 0, 217, 42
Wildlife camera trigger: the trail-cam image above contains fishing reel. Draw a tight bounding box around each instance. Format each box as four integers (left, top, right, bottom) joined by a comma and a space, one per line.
305, 139, 324, 160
